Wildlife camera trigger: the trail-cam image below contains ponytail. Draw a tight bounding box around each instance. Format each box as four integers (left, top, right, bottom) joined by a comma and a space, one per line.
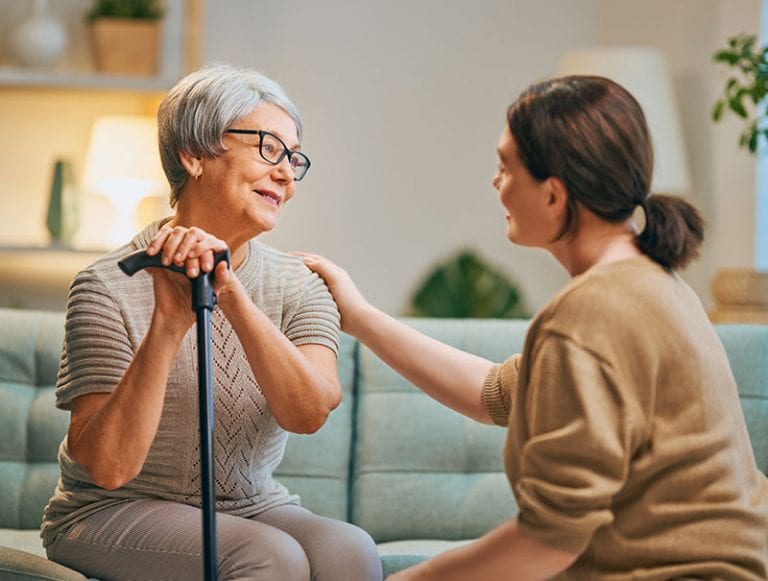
636, 194, 704, 270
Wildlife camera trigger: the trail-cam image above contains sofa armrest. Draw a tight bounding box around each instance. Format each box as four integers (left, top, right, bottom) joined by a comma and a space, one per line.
0, 546, 88, 581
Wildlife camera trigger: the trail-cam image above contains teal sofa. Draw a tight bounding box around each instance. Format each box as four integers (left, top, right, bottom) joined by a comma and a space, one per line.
1, 307, 767, 580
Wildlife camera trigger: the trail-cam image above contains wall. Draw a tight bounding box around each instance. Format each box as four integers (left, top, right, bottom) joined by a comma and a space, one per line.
204, 0, 597, 314
201, 0, 760, 315
0, 0, 760, 315
596, 0, 760, 312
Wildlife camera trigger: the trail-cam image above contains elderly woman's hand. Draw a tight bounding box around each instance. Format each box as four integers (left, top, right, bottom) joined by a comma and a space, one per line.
145, 224, 232, 335
147, 224, 228, 278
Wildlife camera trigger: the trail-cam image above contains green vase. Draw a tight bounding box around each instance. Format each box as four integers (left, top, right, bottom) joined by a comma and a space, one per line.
46, 159, 79, 246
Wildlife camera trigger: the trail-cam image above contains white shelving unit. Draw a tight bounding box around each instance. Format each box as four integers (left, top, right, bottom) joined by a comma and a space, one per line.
0, 0, 189, 92
0, 67, 176, 92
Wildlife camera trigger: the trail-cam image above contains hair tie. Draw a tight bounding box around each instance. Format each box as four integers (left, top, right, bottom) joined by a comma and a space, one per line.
633, 201, 648, 234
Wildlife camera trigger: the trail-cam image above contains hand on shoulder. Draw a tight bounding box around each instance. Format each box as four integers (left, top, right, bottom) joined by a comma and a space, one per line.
293, 252, 373, 336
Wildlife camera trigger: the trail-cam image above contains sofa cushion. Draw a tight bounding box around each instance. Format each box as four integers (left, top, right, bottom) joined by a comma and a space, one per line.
273, 332, 357, 521
0, 309, 66, 532
717, 324, 768, 474
351, 318, 530, 543
0, 530, 46, 559
0, 546, 88, 581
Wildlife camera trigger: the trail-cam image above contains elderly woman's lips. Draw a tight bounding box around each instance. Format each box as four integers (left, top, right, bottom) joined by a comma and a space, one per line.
255, 190, 280, 206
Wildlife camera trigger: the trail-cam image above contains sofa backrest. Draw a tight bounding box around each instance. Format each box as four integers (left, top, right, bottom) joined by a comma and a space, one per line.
0, 309, 66, 529
349, 318, 530, 542
716, 325, 768, 474
349, 318, 768, 543
0, 307, 357, 531
272, 333, 356, 522
0, 307, 766, 542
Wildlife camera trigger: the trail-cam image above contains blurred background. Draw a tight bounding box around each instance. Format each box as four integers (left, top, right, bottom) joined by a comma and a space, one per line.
0, 0, 763, 319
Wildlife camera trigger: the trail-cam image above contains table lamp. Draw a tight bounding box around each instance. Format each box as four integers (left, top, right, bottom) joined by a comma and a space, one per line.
82, 115, 168, 247
558, 46, 691, 196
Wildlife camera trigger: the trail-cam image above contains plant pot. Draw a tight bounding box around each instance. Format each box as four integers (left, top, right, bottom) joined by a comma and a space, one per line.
90, 17, 160, 76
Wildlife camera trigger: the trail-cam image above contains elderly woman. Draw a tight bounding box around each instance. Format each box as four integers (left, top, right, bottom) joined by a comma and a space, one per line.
302, 75, 768, 580
41, 64, 382, 581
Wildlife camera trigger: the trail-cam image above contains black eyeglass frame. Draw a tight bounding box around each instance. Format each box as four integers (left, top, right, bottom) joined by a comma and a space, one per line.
224, 129, 311, 181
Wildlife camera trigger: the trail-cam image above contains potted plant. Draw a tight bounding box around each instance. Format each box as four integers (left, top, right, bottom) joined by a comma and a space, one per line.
88, 0, 164, 76
712, 33, 768, 153
408, 249, 528, 318
709, 33, 768, 323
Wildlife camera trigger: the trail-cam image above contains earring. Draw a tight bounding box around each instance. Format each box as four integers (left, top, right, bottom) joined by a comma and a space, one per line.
193, 169, 202, 180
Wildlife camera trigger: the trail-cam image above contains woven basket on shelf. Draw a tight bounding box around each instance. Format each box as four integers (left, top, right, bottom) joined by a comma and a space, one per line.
708, 268, 768, 323
710, 268, 768, 307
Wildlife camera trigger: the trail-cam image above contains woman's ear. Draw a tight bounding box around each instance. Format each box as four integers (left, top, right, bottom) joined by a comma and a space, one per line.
178, 150, 203, 180
546, 176, 568, 219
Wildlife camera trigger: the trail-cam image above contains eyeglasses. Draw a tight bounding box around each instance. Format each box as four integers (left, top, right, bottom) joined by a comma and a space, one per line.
224, 129, 311, 181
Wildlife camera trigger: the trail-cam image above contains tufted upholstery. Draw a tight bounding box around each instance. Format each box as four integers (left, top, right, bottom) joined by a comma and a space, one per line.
0, 310, 67, 531
0, 309, 88, 580
351, 319, 530, 542
0, 308, 766, 580
272, 332, 357, 522
716, 325, 768, 473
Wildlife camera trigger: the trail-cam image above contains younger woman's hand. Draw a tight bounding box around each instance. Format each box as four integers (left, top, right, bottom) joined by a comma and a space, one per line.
293, 252, 373, 336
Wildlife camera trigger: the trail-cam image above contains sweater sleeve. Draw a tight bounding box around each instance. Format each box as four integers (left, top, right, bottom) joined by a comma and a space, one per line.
514, 332, 634, 556
482, 354, 521, 426
55, 269, 133, 410
283, 267, 341, 355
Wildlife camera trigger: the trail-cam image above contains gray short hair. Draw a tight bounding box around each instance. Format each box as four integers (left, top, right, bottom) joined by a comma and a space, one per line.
158, 63, 303, 207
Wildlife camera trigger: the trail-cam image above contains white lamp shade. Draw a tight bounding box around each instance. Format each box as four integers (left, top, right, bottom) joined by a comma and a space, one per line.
82, 115, 167, 202
82, 115, 168, 247
558, 47, 691, 195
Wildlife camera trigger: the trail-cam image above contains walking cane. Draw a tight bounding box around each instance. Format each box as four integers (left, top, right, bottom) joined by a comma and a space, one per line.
118, 247, 231, 581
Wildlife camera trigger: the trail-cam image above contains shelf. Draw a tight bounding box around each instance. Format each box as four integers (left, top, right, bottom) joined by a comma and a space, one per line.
0, 245, 107, 311
0, 66, 176, 92
0, 0, 197, 93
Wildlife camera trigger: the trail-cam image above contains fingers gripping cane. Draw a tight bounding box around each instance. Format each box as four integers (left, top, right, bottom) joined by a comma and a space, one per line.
118, 248, 231, 581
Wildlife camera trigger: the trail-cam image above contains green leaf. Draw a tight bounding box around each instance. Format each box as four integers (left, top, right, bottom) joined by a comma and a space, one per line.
713, 50, 740, 65
747, 130, 759, 153
712, 34, 766, 156
712, 100, 725, 121
728, 95, 749, 118
87, 0, 164, 21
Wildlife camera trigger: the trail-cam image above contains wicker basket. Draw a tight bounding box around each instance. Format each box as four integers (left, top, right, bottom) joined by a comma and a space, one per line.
90, 18, 160, 76
710, 268, 768, 308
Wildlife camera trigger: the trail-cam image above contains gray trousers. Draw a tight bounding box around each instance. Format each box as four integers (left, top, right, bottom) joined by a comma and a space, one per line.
46, 500, 383, 581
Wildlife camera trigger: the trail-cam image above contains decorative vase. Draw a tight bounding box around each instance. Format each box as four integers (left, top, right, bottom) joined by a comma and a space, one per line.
90, 18, 161, 76
8, 0, 68, 68
46, 159, 80, 247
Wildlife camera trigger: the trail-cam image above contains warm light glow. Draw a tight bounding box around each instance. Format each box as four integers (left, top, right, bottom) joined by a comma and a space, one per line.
559, 46, 691, 195
82, 115, 168, 246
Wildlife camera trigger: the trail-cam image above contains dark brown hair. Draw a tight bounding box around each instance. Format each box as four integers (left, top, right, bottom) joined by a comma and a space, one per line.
506, 75, 703, 270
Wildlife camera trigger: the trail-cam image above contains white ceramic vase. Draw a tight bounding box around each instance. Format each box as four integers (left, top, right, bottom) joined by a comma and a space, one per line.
8, 0, 68, 68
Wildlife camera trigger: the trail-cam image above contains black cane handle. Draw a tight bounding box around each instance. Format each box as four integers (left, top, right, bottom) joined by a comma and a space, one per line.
118, 248, 231, 277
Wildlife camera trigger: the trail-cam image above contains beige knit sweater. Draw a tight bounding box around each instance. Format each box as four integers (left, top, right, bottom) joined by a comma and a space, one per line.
483, 256, 768, 580
41, 221, 340, 546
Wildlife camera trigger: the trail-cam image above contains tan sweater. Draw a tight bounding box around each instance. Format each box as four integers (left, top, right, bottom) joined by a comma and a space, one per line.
483, 256, 768, 580
41, 220, 340, 546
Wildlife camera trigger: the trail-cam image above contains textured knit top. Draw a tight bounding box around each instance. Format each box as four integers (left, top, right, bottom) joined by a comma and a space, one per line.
482, 256, 768, 580
41, 220, 340, 547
